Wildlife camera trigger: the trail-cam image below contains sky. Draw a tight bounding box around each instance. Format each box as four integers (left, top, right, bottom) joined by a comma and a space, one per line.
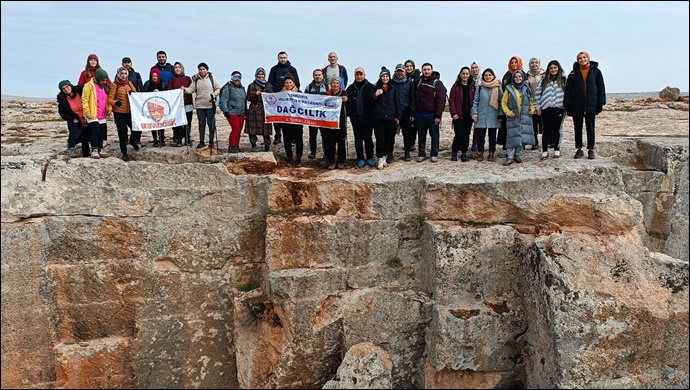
1, 1, 688, 98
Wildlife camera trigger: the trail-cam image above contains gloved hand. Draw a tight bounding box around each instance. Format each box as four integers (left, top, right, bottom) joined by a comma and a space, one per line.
223, 112, 230, 118
128, 90, 133, 95
115, 100, 123, 107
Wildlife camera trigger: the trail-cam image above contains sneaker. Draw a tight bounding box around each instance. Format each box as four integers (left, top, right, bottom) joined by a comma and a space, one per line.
503, 159, 513, 166
308, 153, 316, 159
451, 153, 458, 161
129, 142, 140, 151
541, 152, 548, 161
514, 155, 522, 163
553, 150, 560, 158
377, 157, 385, 169
403, 152, 411, 161
460, 153, 468, 162
91, 149, 101, 159
122, 154, 130, 162
196, 142, 206, 149
358, 160, 365, 168
366, 159, 376, 167
328, 162, 337, 170
588, 150, 595, 159
574, 149, 584, 159
67, 147, 75, 157
386, 154, 394, 164
417, 156, 426, 162
227, 146, 232, 153
487, 153, 495, 162
294, 158, 302, 167
337, 161, 345, 169
430, 156, 438, 163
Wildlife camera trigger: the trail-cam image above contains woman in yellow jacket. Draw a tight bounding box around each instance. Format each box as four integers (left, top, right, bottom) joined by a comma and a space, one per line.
82, 69, 112, 158
108, 67, 138, 161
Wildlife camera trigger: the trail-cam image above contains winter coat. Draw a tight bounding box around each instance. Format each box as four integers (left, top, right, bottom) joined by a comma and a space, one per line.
321, 64, 348, 88
82, 79, 111, 121
57, 85, 86, 125
219, 82, 247, 116
414, 75, 447, 118
564, 61, 606, 116
345, 80, 375, 121
502, 84, 535, 149
449, 82, 476, 119
268, 61, 300, 91
471, 85, 503, 129
185, 72, 221, 109
391, 75, 415, 113
371, 81, 400, 121
167, 74, 193, 105
326, 88, 349, 131
107, 80, 137, 114
245, 81, 273, 136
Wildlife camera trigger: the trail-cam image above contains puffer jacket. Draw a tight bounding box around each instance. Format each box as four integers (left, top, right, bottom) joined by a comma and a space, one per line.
107, 80, 137, 114
219, 81, 247, 115
564, 61, 606, 116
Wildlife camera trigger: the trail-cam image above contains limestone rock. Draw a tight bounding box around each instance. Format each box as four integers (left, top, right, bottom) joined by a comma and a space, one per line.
322, 342, 393, 389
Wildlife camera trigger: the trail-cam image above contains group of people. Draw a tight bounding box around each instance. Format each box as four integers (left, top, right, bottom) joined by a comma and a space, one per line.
57, 50, 605, 167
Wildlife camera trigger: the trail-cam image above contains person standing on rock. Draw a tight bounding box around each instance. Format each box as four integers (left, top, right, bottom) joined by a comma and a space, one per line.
107, 67, 138, 161
57, 80, 91, 158
500, 70, 535, 166
279, 74, 304, 166
526, 57, 545, 150
469, 61, 482, 151
142, 68, 168, 147
219, 71, 247, 153
565, 50, 606, 160
245, 67, 274, 152
391, 63, 415, 162
181, 62, 221, 150
371, 67, 400, 169
471, 68, 503, 163
325, 76, 349, 170
167, 62, 194, 147
78, 54, 111, 87
413, 62, 447, 163
499, 56, 524, 151
268, 51, 300, 144
82, 69, 112, 159
346, 67, 376, 168
304, 68, 330, 160
449, 66, 476, 162
535, 60, 566, 160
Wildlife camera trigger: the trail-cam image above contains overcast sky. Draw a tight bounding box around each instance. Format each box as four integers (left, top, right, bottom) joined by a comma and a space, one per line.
2, 1, 688, 98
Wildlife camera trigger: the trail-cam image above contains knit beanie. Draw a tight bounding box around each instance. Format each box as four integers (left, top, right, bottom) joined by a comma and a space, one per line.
379, 67, 391, 77
328, 76, 341, 86
87, 54, 99, 62
198, 62, 209, 70
58, 80, 72, 90
95, 69, 109, 82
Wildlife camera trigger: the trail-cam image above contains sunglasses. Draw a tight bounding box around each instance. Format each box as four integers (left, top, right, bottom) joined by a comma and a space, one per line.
231, 75, 241, 81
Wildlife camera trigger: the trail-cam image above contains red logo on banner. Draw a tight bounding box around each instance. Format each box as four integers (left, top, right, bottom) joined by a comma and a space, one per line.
147, 101, 165, 122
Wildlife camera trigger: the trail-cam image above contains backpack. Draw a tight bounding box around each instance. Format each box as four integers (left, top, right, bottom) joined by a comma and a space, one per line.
417, 77, 440, 98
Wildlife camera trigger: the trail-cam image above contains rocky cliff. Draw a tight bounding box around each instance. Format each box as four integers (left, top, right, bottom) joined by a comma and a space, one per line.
1, 99, 688, 389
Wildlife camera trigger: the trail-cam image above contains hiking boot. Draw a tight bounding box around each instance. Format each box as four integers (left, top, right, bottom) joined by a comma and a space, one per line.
91, 149, 101, 159
174, 141, 183, 147
208, 142, 215, 149
98, 151, 111, 158
470, 145, 477, 152
386, 154, 394, 164
264, 144, 271, 151
328, 162, 337, 170
294, 158, 302, 167
588, 149, 595, 159
129, 141, 140, 150
227, 146, 232, 153
477, 153, 484, 162
274, 137, 282, 144
430, 156, 438, 163
160, 140, 166, 147
196, 142, 206, 149
122, 154, 131, 162
514, 155, 522, 163
404, 151, 411, 161
503, 159, 513, 166
460, 153, 468, 162
574, 149, 584, 159
358, 160, 365, 168
487, 153, 495, 162
67, 147, 75, 157
308, 152, 316, 159
417, 156, 426, 162
451, 153, 458, 161
153, 140, 160, 147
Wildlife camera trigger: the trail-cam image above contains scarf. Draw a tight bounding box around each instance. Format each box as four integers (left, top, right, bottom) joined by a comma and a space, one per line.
481, 78, 502, 110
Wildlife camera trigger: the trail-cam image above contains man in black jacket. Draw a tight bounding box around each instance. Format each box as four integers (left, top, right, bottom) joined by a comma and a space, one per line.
345, 67, 376, 167
268, 51, 300, 143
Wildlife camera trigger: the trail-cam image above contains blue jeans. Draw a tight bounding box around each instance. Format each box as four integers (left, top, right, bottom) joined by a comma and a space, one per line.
506, 145, 523, 160
416, 115, 439, 157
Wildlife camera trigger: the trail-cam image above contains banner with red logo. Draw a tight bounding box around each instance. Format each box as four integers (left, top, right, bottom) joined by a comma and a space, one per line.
129, 89, 187, 132
262, 91, 343, 129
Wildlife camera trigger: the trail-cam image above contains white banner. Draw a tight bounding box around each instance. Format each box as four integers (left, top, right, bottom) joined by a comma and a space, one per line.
129, 89, 187, 132
262, 91, 343, 129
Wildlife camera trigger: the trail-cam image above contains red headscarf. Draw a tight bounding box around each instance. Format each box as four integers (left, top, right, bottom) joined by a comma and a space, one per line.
507, 56, 524, 74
